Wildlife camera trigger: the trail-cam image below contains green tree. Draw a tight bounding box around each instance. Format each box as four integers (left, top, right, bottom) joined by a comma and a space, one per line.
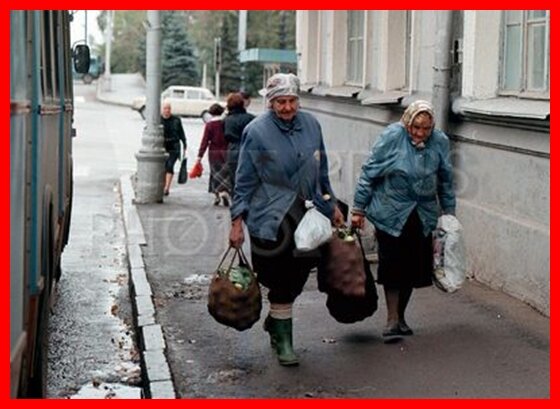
97, 11, 145, 73
218, 11, 242, 95
243, 11, 297, 96
161, 11, 200, 88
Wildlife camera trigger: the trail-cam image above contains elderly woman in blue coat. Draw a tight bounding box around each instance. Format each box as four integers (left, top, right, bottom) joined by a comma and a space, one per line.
229, 73, 344, 366
351, 100, 456, 343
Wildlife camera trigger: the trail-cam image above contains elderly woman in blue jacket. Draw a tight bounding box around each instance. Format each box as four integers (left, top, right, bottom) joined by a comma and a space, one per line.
229, 73, 344, 366
351, 100, 456, 343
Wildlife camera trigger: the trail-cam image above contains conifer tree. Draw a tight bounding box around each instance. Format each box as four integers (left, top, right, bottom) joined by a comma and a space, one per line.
161, 11, 200, 88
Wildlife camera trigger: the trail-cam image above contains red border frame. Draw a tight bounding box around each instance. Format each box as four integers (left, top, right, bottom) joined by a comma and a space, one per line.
5, 4, 554, 406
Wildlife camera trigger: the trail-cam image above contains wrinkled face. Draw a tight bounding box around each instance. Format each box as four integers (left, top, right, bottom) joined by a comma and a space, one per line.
407, 112, 433, 143
162, 103, 172, 118
271, 96, 299, 122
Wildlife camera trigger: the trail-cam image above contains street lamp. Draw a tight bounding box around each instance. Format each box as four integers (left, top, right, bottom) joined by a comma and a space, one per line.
134, 10, 167, 204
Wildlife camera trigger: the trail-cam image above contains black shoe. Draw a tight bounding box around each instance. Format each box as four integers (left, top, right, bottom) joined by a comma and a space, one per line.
382, 325, 403, 344
164, 189, 170, 196
213, 196, 220, 206
221, 194, 229, 207
398, 321, 414, 336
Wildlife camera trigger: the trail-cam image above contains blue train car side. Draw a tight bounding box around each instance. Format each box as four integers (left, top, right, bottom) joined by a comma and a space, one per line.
10, 10, 82, 398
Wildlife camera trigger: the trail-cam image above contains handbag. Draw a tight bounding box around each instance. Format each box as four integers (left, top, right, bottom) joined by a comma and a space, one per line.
325, 232, 378, 324
207, 246, 262, 331
177, 157, 188, 184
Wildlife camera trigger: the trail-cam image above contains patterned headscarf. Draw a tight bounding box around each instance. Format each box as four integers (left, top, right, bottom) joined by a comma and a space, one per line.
265, 73, 300, 101
401, 100, 435, 127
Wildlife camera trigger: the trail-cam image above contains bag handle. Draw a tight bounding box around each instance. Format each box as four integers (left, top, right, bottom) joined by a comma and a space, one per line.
216, 246, 253, 274
353, 228, 367, 260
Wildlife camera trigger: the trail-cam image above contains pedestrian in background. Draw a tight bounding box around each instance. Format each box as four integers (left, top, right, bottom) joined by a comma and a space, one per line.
224, 92, 255, 194
351, 100, 456, 343
241, 91, 251, 110
229, 73, 344, 366
161, 101, 187, 196
195, 103, 230, 206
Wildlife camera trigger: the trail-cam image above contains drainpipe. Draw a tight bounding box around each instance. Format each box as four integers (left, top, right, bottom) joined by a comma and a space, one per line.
407, 10, 415, 95
432, 11, 454, 132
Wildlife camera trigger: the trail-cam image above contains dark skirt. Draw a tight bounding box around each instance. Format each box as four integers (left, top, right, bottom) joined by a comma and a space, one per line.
250, 199, 320, 304
165, 150, 180, 174
208, 161, 230, 194
376, 209, 433, 289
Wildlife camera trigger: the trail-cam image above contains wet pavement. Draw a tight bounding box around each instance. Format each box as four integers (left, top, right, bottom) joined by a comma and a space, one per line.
99, 74, 549, 398
47, 81, 143, 398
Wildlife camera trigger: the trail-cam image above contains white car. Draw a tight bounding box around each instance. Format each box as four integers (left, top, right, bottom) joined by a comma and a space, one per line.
132, 85, 224, 118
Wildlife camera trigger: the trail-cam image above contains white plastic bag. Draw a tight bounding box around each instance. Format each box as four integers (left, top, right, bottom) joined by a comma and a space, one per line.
294, 201, 332, 251
433, 215, 467, 293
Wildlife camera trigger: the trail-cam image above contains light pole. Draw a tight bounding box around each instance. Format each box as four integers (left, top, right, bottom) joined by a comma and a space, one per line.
102, 10, 113, 91
238, 11, 247, 91
134, 10, 166, 204
214, 37, 221, 99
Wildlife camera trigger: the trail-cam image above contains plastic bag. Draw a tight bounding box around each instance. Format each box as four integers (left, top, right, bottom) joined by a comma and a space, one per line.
433, 215, 467, 293
189, 161, 203, 179
294, 200, 332, 251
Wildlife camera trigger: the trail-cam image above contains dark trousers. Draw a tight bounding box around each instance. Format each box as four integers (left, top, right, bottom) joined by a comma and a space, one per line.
250, 199, 320, 304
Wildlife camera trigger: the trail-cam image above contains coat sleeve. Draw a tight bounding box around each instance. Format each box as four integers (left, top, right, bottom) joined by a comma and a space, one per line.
177, 117, 187, 150
230, 130, 261, 221
352, 126, 397, 214
197, 123, 211, 159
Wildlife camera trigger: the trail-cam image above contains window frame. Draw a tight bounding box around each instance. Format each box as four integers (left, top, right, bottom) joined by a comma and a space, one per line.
345, 10, 365, 86
500, 10, 549, 99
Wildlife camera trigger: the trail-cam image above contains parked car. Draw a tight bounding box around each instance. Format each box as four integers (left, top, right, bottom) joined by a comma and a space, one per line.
132, 85, 224, 119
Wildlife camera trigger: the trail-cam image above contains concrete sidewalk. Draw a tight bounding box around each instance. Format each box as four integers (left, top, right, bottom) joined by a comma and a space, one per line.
99, 75, 550, 398
96, 73, 146, 108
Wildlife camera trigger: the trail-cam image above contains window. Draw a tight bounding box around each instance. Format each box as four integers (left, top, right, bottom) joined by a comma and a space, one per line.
171, 89, 185, 98
346, 11, 365, 84
40, 12, 53, 98
501, 10, 549, 95
186, 90, 201, 100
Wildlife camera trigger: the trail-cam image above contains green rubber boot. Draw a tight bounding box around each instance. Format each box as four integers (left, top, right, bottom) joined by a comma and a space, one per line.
266, 317, 299, 366
263, 315, 276, 349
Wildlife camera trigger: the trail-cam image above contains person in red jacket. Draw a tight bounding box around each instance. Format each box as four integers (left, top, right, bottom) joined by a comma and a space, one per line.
196, 103, 230, 206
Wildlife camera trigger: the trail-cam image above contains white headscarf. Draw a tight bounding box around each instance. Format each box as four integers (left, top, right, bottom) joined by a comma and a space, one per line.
401, 100, 435, 127
265, 73, 300, 101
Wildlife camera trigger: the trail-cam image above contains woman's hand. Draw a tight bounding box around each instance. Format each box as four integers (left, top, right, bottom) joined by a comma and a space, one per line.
351, 213, 365, 230
332, 206, 345, 227
229, 217, 244, 249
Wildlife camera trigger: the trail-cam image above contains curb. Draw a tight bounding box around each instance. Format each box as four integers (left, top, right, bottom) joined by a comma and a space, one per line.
95, 76, 137, 108
118, 174, 176, 399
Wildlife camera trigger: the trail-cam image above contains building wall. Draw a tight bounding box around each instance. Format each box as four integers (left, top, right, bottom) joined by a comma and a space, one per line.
302, 96, 549, 316
296, 10, 550, 315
